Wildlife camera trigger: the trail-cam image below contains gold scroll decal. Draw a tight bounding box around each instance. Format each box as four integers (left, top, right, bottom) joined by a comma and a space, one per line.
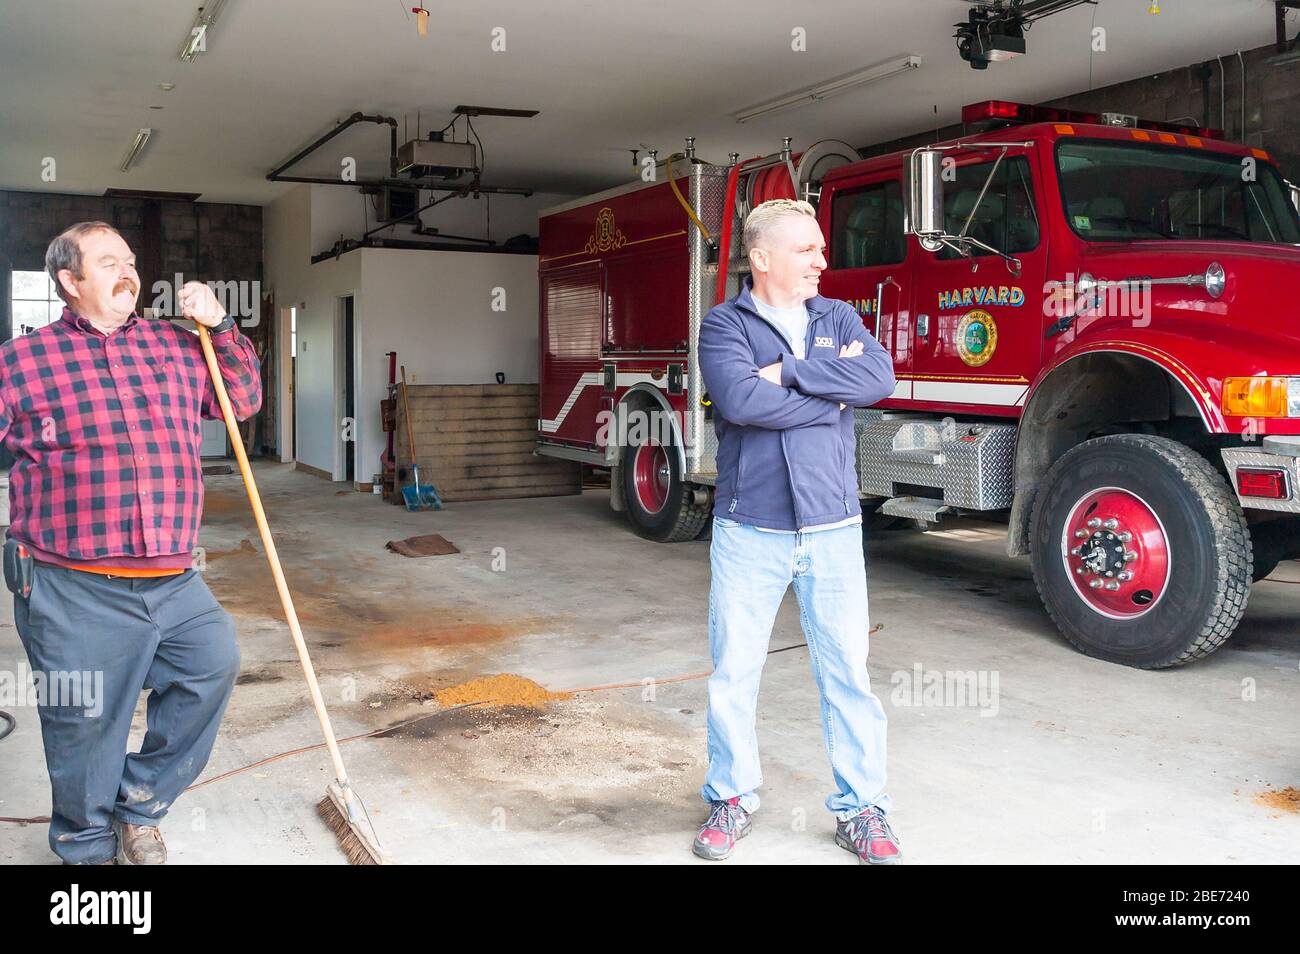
584, 207, 628, 254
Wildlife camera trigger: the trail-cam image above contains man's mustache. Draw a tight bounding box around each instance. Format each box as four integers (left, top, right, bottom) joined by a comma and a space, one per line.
113, 280, 138, 295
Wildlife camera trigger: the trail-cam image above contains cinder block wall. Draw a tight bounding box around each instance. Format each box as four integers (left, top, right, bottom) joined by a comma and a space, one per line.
0, 191, 262, 307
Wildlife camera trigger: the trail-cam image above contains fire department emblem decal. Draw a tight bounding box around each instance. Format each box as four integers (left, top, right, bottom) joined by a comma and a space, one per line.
584, 207, 627, 254
955, 309, 997, 367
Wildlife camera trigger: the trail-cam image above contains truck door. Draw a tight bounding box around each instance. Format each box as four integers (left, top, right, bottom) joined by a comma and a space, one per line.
818, 173, 910, 403
908, 148, 1047, 416
539, 262, 604, 448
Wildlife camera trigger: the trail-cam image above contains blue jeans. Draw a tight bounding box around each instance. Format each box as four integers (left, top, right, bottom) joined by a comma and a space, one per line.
701, 516, 891, 820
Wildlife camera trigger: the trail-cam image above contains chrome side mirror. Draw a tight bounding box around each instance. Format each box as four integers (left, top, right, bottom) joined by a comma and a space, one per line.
909, 149, 946, 245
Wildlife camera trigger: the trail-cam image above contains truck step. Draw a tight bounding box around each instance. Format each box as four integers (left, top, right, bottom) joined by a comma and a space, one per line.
880, 496, 951, 522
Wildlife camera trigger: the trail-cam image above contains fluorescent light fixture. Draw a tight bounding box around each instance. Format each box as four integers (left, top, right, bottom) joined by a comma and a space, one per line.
121, 128, 152, 172
735, 55, 922, 123
179, 0, 228, 63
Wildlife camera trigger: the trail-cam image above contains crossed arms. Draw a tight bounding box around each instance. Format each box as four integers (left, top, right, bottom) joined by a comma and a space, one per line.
698, 307, 897, 430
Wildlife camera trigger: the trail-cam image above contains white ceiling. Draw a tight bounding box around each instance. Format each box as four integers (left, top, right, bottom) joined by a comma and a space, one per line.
0, 0, 1290, 205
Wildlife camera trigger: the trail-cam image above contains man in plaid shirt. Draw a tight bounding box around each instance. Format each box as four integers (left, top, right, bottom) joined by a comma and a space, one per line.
1, 221, 261, 864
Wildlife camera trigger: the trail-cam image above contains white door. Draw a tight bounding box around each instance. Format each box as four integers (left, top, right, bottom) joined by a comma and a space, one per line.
200, 418, 229, 458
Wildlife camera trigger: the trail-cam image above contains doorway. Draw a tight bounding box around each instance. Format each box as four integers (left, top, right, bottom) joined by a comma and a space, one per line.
339, 295, 355, 483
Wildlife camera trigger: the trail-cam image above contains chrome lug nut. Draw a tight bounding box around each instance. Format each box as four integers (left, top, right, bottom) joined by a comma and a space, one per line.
1089, 579, 1103, 589
1104, 581, 1120, 591
1075, 529, 1089, 539
1103, 518, 1118, 530
1119, 532, 1132, 543
1087, 517, 1101, 528
1118, 571, 1133, 581
1123, 550, 1138, 562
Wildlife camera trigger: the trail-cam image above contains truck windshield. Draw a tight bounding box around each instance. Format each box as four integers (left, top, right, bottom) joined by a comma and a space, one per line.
1057, 139, 1300, 244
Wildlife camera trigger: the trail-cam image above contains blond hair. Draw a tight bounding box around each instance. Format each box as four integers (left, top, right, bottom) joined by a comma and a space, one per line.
742, 198, 816, 251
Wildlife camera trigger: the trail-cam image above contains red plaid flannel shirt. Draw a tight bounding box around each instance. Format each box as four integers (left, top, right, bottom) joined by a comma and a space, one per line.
0, 307, 261, 563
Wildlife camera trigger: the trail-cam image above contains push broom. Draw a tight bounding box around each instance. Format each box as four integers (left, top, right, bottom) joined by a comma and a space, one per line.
197, 324, 392, 865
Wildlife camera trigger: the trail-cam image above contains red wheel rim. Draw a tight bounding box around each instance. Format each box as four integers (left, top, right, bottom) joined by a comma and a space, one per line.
632, 443, 670, 514
1061, 486, 1170, 619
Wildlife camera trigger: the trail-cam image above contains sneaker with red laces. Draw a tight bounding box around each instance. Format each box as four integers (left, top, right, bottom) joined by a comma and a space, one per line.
693, 797, 751, 860
835, 807, 902, 865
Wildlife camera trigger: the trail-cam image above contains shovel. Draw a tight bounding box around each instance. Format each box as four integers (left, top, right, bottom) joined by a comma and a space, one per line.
399, 365, 442, 511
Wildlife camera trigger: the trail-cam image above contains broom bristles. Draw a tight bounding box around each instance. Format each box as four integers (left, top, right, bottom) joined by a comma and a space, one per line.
316, 784, 392, 865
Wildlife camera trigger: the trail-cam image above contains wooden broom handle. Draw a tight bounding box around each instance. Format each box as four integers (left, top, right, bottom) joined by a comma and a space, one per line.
399, 365, 419, 471
197, 324, 350, 787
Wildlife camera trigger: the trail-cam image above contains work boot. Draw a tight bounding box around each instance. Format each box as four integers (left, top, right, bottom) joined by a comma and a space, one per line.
835, 806, 902, 865
692, 796, 751, 860
113, 819, 167, 865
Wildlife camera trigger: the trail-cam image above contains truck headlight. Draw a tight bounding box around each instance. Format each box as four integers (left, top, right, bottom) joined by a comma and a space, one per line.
1222, 376, 1300, 418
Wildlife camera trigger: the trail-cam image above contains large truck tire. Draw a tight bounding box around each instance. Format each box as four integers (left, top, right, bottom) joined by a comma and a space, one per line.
1028, 434, 1252, 669
622, 436, 711, 542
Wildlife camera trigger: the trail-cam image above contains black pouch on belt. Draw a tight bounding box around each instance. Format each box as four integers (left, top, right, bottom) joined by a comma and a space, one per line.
2, 538, 34, 598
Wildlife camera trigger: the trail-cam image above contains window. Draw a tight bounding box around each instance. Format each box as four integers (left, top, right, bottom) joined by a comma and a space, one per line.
10, 270, 62, 336
938, 156, 1040, 260
830, 180, 906, 269
1057, 139, 1300, 244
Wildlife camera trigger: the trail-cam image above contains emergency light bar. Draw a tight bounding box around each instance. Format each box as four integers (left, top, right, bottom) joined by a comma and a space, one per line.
961, 100, 1224, 140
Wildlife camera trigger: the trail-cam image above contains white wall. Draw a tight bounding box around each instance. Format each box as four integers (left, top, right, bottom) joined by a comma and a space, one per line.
353, 248, 541, 480
264, 184, 360, 477
265, 182, 576, 484
264, 185, 310, 464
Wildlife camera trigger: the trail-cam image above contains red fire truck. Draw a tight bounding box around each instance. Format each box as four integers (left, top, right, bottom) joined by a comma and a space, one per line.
535, 100, 1300, 669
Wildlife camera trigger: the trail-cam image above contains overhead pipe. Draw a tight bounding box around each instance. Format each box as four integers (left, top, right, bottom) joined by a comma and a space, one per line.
267, 112, 398, 182
268, 173, 531, 195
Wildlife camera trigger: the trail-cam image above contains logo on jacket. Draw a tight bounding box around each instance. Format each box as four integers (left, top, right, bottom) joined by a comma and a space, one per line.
955, 309, 997, 367
813, 335, 835, 349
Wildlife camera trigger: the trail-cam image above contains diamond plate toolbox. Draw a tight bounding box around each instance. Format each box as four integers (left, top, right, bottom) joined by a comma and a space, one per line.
856, 411, 1017, 510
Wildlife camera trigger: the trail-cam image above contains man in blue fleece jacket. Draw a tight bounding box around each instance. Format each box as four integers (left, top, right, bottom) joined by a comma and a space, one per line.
692, 199, 901, 864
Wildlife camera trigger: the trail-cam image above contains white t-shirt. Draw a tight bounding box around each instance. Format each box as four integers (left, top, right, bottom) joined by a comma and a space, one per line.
751, 293, 809, 359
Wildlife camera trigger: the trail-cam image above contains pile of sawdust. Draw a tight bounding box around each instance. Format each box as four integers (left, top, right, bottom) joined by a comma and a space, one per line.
1254, 786, 1300, 813
435, 673, 570, 710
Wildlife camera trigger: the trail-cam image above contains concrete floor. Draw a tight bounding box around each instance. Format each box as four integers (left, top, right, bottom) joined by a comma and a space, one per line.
1, 461, 1297, 864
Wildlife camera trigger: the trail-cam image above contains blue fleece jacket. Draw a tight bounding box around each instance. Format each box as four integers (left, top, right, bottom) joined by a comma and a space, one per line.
698, 276, 896, 531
